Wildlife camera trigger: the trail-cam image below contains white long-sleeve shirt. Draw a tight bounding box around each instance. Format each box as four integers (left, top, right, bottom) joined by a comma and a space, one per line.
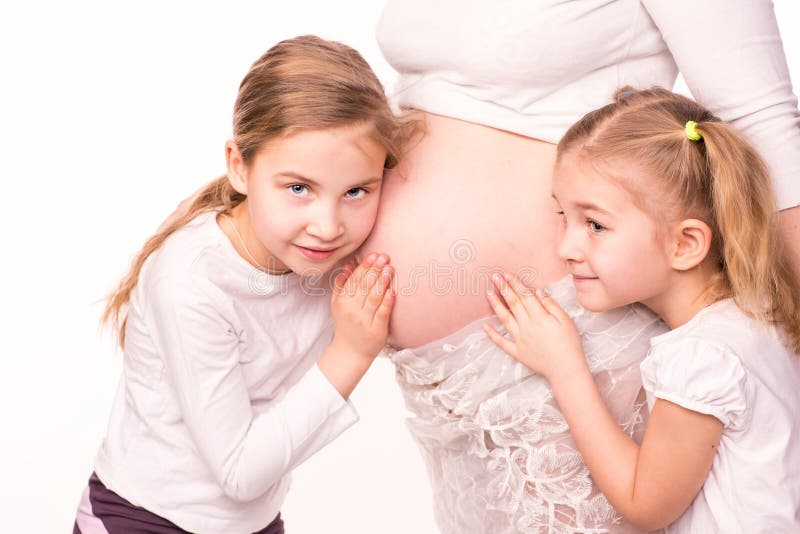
94, 211, 358, 534
377, 0, 800, 209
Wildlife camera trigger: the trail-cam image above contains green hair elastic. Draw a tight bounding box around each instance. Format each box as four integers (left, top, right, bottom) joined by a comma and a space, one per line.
685, 120, 702, 141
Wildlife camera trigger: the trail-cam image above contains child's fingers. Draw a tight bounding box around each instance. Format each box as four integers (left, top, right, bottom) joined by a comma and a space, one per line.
487, 287, 520, 339
483, 323, 517, 358
504, 271, 556, 319
365, 265, 393, 311
492, 273, 529, 320
333, 263, 354, 294
358, 254, 389, 304
372, 282, 395, 327
535, 288, 570, 323
504, 271, 543, 312
346, 253, 378, 295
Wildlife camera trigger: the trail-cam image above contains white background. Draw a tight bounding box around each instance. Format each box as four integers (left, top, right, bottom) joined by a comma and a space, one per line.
0, 2, 797, 532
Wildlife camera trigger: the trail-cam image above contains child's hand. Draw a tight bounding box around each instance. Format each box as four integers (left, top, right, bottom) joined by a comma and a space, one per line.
484, 272, 586, 381
330, 253, 395, 360
318, 253, 394, 398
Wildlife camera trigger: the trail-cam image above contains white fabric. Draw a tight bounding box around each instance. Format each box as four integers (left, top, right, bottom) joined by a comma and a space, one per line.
93, 211, 358, 534
377, 0, 800, 209
386, 278, 668, 533
641, 299, 800, 533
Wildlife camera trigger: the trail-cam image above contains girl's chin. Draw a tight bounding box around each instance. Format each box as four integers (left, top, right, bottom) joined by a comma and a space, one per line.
577, 296, 637, 314
289, 256, 348, 278
574, 296, 614, 313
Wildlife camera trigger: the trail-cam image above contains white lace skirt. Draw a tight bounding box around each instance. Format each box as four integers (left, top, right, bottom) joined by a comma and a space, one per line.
385, 277, 667, 533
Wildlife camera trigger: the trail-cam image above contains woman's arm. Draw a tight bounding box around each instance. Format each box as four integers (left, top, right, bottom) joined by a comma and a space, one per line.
642, 0, 800, 278
781, 208, 800, 275
484, 274, 723, 530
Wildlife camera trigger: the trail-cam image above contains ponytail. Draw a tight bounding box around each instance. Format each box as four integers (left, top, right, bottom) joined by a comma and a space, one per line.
700, 122, 800, 352
557, 86, 800, 353
101, 177, 244, 347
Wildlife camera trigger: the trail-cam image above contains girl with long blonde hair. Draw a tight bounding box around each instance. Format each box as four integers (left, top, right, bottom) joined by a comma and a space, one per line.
73, 35, 415, 534
486, 87, 800, 532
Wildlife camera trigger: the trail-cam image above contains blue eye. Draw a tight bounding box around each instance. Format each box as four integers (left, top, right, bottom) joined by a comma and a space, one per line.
587, 219, 606, 233
289, 184, 308, 196
345, 187, 366, 199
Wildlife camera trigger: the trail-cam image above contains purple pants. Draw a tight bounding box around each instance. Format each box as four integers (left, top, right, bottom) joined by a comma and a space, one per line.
73, 473, 285, 534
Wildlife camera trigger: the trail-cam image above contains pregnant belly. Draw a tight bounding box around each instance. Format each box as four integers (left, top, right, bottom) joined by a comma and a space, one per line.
360, 113, 567, 348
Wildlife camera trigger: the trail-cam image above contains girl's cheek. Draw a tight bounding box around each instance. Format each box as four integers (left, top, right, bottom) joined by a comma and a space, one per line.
355, 210, 380, 240
358, 196, 381, 222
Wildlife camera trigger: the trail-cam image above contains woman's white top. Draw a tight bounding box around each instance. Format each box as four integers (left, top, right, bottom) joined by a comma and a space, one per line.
641, 299, 800, 533
377, 0, 800, 209
94, 212, 358, 534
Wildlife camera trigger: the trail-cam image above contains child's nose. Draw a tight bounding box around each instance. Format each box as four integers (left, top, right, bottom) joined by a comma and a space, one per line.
307, 209, 344, 242
556, 230, 584, 263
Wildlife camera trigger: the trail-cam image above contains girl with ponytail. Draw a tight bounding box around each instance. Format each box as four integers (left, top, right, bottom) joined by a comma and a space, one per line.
74, 35, 416, 534
484, 87, 800, 532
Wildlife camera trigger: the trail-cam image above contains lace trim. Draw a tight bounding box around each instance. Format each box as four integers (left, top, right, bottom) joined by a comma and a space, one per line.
385, 278, 667, 533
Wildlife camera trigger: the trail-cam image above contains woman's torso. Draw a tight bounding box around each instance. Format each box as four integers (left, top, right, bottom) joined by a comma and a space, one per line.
361, 113, 565, 348
367, 0, 677, 348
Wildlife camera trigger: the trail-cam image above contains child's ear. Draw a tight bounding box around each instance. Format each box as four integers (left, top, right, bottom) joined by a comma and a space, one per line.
669, 218, 712, 271
225, 140, 248, 195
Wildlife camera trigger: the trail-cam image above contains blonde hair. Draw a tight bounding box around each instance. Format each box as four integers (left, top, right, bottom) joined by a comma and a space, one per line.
557, 86, 800, 352
102, 35, 417, 347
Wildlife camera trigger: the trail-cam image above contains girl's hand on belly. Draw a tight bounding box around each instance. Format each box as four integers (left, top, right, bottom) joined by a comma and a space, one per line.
331, 253, 395, 358
484, 272, 586, 382
317, 253, 395, 398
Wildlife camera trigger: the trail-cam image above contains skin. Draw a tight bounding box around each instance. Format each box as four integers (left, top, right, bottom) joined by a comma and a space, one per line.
781, 208, 800, 279
225, 123, 387, 277
484, 158, 725, 531
224, 123, 396, 398
172, 114, 799, 349
551, 156, 676, 314
359, 113, 566, 348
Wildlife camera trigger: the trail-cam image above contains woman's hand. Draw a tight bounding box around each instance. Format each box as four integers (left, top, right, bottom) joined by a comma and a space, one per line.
317, 253, 395, 398
484, 272, 587, 381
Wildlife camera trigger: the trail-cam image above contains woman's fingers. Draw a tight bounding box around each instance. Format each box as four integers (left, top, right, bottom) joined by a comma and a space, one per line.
483, 323, 517, 358
487, 285, 520, 339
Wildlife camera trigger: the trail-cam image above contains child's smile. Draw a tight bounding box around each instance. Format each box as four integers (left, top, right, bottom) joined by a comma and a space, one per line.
553, 156, 673, 313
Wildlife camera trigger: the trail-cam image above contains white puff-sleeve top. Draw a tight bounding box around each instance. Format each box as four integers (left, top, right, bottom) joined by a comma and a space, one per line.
641, 299, 800, 533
